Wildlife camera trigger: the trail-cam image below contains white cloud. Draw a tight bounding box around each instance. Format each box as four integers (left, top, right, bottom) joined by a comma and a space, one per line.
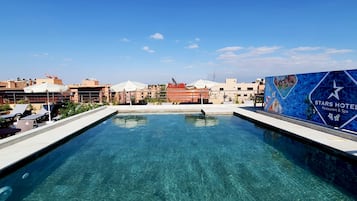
160, 57, 174, 63
291, 46, 321, 52
120, 38, 130, 42
33, 52, 49, 57
217, 51, 238, 60
290, 47, 353, 54
195, 38, 200, 42
249, 46, 281, 55
216, 46, 243, 52
142, 46, 155, 53
150, 33, 164, 40
217, 46, 281, 60
63, 58, 73, 62
325, 48, 353, 54
214, 45, 356, 81
186, 44, 199, 49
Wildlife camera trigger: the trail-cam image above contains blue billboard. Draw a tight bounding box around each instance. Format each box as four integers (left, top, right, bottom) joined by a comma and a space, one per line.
264, 69, 357, 133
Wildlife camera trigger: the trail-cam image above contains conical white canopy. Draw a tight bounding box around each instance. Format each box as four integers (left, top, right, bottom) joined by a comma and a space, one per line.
24, 83, 68, 122
24, 82, 68, 93
187, 79, 219, 104
187, 79, 219, 89
111, 80, 147, 92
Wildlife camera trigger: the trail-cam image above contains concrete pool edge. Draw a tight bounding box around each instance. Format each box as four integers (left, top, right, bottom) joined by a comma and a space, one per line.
0, 106, 118, 177
111, 104, 236, 115
255, 110, 357, 142
0, 107, 108, 149
233, 108, 357, 161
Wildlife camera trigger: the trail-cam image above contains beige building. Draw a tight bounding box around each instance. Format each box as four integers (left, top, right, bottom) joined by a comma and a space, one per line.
36, 75, 63, 85
68, 79, 110, 103
0, 76, 65, 104
0, 79, 35, 89
209, 78, 265, 104
114, 84, 165, 105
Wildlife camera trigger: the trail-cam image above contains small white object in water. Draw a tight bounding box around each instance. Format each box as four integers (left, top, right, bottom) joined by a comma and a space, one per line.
22, 172, 30, 179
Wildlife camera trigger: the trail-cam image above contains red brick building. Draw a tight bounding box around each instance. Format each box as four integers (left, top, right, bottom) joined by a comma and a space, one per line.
166, 83, 209, 104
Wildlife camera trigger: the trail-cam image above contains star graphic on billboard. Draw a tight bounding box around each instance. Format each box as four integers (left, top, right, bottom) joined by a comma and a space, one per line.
327, 80, 344, 100
309, 70, 357, 128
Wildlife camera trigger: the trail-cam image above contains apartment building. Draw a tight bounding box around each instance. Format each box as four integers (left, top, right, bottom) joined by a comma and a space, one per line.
0, 76, 68, 104
210, 78, 265, 104
68, 79, 110, 103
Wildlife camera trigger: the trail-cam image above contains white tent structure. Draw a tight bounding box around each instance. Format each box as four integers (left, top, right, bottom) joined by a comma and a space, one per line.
187, 79, 219, 104
187, 79, 219, 89
111, 81, 147, 105
24, 83, 68, 122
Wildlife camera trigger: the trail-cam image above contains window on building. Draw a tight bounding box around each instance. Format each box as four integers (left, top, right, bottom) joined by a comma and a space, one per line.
219, 88, 224, 91
237, 94, 241, 96
247, 87, 254, 91
244, 94, 247, 96
237, 87, 241, 90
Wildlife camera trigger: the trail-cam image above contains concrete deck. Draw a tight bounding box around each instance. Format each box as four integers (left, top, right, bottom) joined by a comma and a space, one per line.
0, 106, 117, 175
232, 107, 357, 159
0, 103, 356, 176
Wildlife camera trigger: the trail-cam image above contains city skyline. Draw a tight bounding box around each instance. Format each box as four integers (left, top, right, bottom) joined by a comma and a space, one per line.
1, 0, 356, 85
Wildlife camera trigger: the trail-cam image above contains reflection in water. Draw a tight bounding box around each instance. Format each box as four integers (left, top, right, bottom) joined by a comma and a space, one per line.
262, 129, 357, 197
112, 115, 147, 128
185, 114, 219, 127
0, 186, 12, 200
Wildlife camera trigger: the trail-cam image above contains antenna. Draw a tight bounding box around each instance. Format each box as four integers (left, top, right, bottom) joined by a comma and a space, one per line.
172, 77, 177, 85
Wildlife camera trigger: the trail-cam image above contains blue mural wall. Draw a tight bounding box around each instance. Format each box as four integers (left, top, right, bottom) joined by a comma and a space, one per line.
264, 69, 357, 133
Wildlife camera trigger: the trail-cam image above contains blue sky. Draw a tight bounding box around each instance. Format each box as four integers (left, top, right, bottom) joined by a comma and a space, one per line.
1, 0, 356, 85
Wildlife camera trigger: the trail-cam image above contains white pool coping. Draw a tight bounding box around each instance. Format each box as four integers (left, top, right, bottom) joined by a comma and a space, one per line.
232, 107, 357, 158
0, 103, 356, 176
0, 106, 117, 174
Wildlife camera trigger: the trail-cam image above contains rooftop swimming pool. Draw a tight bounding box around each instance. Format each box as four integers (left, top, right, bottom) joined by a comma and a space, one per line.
0, 114, 356, 200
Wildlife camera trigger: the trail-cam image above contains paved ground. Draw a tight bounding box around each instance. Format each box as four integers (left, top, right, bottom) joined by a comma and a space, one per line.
0, 103, 356, 176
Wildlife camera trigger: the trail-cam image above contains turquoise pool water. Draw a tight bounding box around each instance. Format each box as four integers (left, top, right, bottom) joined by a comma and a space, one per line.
0, 114, 356, 200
